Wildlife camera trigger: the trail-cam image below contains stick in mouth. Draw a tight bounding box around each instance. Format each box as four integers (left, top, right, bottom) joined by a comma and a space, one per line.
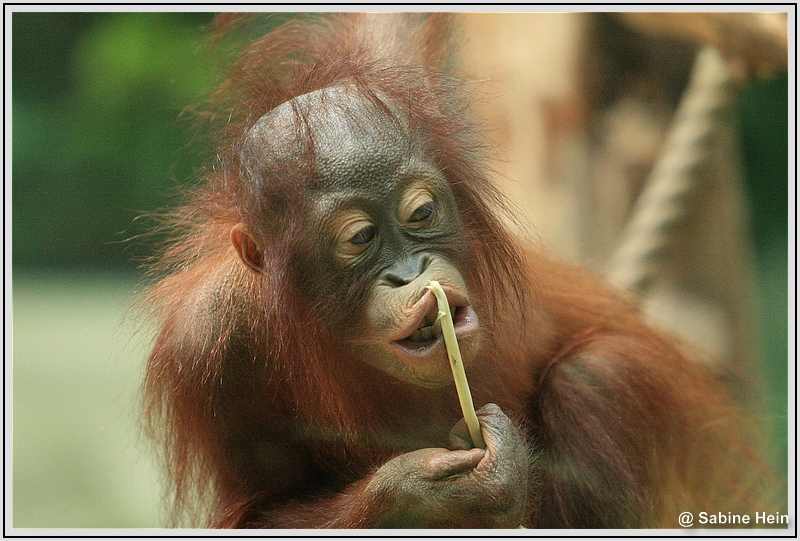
426, 280, 485, 449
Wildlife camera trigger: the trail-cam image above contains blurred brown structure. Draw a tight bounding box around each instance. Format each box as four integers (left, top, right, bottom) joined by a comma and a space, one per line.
458, 12, 787, 404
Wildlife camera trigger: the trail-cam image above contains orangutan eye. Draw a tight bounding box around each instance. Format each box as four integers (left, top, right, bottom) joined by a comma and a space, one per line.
408, 201, 439, 223
334, 212, 375, 260
349, 225, 376, 247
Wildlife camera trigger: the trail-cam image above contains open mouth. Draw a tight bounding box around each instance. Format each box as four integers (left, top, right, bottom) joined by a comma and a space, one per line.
392, 290, 478, 357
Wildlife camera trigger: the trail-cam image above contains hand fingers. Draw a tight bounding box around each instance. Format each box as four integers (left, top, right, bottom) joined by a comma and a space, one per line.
419, 448, 486, 480
450, 403, 511, 451
475, 403, 513, 448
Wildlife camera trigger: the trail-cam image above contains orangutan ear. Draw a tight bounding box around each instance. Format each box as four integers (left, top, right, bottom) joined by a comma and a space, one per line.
231, 223, 264, 274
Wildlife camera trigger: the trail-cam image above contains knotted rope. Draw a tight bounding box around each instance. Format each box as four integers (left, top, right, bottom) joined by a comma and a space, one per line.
604, 46, 740, 297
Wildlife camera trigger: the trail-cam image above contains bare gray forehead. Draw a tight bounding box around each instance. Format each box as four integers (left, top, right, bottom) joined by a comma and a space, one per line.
242, 86, 411, 193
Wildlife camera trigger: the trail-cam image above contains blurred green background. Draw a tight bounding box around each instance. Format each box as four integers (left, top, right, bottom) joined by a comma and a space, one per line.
10, 12, 789, 529
12, 12, 218, 528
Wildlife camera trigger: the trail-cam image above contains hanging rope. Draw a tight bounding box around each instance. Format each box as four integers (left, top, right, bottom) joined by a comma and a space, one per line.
604, 46, 740, 298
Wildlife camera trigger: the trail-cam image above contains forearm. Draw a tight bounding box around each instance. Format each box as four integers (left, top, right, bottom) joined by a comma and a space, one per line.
252, 476, 393, 529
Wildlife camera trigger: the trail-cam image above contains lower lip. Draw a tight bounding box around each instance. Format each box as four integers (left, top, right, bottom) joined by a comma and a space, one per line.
391, 305, 479, 359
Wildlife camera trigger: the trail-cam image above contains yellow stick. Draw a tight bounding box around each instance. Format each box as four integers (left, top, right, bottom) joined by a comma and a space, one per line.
427, 281, 485, 449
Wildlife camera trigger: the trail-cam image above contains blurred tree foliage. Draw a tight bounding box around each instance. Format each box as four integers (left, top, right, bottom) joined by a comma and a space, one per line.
739, 75, 789, 254
13, 12, 217, 270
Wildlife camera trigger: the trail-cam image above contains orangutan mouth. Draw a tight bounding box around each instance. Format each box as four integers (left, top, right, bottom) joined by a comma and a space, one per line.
394, 301, 476, 356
